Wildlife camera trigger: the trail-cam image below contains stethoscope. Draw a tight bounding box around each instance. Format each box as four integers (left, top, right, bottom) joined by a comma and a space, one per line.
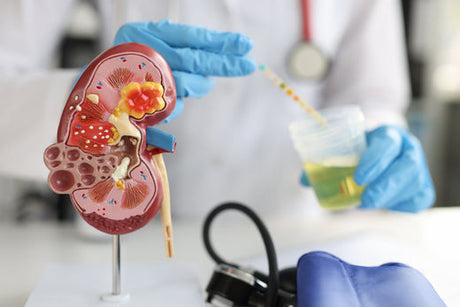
288, 0, 330, 81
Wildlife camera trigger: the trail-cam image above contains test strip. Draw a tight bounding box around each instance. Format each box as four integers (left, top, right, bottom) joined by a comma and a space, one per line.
259, 64, 327, 125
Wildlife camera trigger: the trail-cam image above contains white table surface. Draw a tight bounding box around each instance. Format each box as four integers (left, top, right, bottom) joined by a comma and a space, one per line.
2, 207, 460, 306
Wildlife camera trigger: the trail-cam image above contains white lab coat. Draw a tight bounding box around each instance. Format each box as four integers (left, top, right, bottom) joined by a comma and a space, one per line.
0, 0, 409, 218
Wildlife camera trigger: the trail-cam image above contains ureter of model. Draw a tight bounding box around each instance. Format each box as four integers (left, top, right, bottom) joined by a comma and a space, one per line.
152, 153, 174, 258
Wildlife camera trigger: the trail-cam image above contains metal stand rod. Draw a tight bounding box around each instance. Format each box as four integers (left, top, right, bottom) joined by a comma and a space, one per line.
101, 234, 129, 302
112, 234, 121, 295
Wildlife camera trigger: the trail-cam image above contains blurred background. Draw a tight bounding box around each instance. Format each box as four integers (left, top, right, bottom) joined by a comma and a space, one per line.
2, 0, 460, 223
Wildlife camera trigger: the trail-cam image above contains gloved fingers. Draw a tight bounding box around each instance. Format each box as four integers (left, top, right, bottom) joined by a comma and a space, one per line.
114, 23, 256, 76
146, 20, 253, 55
164, 45, 256, 76
300, 170, 311, 186
165, 73, 215, 122
360, 144, 423, 209
355, 125, 435, 212
387, 149, 436, 213
173, 71, 216, 98
354, 126, 403, 186
161, 97, 184, 123
387, 184, 436, 213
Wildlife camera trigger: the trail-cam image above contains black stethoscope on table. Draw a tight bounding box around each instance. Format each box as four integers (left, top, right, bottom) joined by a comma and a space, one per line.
203, 202, 297, 307
288, 0, 329, 81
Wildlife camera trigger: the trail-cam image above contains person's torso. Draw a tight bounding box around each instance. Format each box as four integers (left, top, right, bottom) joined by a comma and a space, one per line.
106, 0, 355, 218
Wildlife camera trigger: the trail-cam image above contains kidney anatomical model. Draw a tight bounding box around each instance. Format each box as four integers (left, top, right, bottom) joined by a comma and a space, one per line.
44, 43, 176, 250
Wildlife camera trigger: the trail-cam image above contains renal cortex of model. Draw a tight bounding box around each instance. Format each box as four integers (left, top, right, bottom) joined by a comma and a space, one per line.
44, 43, 176, 257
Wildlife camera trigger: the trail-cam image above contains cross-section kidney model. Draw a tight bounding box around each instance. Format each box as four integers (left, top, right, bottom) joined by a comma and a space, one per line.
44, 43, 176, 254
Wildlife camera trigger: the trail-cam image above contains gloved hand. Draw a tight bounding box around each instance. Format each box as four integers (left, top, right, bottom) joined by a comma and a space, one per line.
114, 20, 256, 121
297, 251, 445, 307
354, 125, 435, 213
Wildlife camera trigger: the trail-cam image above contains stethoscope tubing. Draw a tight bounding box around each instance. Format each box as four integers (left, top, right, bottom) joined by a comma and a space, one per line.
300, 0, 312, 42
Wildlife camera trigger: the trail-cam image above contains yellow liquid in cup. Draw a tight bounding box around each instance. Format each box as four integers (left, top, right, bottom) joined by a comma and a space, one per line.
304, 162, 365, 210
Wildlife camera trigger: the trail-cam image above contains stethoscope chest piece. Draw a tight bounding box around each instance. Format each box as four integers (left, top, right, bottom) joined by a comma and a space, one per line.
288, 41, 329, 80
288, 0, 330, 81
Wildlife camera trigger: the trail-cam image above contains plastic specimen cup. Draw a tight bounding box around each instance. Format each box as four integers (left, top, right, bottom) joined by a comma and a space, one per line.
289, 105, 366, 210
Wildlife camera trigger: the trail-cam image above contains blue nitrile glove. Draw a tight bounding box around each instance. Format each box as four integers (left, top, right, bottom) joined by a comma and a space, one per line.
354, 125, 435, 213
300, 171, 310, 186
114, 20, 256, 122
297, 251, 445, 307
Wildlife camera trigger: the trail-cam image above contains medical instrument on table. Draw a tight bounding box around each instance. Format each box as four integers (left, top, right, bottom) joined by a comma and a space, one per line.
259, 64, 327, 125
288, 0, 329, 80
202, 203, 444, 307
203, 202, 297, 307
